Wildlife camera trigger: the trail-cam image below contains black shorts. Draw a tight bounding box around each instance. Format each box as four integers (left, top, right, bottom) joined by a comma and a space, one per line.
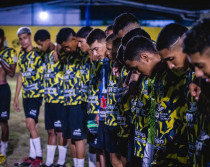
23, 97, 43, 123
95, 121, 106, 150
104, 125, 119, 153
117, 137, 128, 157
0, 84, 11, 121
128, 124, 135, 163
62, 104, 86, 140
87, 114, 98, 148
45, 103, 64, 132
82, 102, 88, 133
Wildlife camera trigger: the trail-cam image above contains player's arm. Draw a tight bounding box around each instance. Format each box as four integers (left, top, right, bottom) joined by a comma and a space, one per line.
0, 56, 16, 77
13, 72, 22, 112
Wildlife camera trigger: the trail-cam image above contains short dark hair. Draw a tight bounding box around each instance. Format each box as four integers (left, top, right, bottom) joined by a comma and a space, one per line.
122, 28, 151, 46
34, 29, 50, 42
86, 29, 106, 46
112, 37, 121, 60
156, 23, 188, 51
56, 27, 76, 44
183, 18, 210, 55
0, 28, 4, 39
116, 45, 124, 65
113, 13, 139, 35
106, 33, 115, 42
124, 36, 158, 62
76, 26, 93, 38
105, 25, 113, 32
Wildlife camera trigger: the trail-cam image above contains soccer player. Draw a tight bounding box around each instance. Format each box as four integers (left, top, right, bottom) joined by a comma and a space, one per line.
112, 13, 141, 166
124, 36, 167, 167
34, 29, 67, 167
77, 26, 102, 167
56, 28, 86, 167
183, 18, 210, 167
14, 27, 44, 167
155, 23, 197, 166
121, 28, 153, 167
0, 28, 17, 164
87, 28, 109, 167
113, 13, 140, 38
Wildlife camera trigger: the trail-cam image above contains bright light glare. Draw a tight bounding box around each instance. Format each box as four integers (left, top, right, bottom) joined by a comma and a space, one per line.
39, 11, 48, 20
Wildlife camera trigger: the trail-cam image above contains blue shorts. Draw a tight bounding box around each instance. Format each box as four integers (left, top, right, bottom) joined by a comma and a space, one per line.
104, 125, 119, 153
62, 104, 86, 140
0, 84, 11, 121
23, 97, 43, 123
45, 103, 64, 132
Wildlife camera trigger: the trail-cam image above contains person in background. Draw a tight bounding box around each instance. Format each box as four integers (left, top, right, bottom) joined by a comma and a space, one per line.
0, 28, 17, 164
14, 27, 44, 167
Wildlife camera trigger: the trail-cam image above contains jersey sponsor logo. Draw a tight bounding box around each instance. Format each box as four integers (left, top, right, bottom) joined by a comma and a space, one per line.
135, 129, 146, 138
1, 111, 8, 118
109, 80, 115, 86
73, 129, 81, 136
155, 137, 165, 145
155, 111, 171, 121
29, 109, 37, 116
54, 120, 62, 128
23, 83, 38, 91
134, 136, 146, 144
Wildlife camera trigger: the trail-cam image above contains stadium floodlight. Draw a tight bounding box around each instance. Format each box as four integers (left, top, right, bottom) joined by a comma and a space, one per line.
39, 11, 49, 20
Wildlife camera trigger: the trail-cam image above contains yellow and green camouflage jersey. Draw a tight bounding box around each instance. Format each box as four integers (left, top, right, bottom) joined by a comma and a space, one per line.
80, 53, 90, 102
0, 47, 17, 67
63, 53, 81, 106
87, 60, 102, 115
134, 76, 151, 158
105, 61, 119, 126
118, 95, 132, 138
17, 49, 44, 98
154, 68, 195, 166
44, 50, 64, 103
117, 66, 130, 138
193, 79, 210, 167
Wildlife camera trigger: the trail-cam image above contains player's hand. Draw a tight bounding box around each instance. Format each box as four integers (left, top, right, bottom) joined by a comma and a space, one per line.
14, 98, 20, 112
189, 82, 201, 100
53, 51, 59, 62
94, 113, 99, 125
113, 67, 119, 77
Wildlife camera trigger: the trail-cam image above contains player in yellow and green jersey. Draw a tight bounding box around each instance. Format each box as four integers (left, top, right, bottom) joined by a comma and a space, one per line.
56, 27, 86, 167
156, 23, 197, 166
183, 18, 210, 167
0, 28, 17, 164
124, 36, 168, 166
14, 27, 44, 167
87, 28, 109, 167
77, 26, 103, 167
112, 13, 142, 167
34, 29, 67, 167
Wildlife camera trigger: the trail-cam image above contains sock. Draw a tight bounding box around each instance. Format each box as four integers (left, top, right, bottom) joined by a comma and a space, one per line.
73, 158, 77, 167
46, 145, 56, 166
77, 158, 85, 167
29, 138, 36, 159
57, 145, 67, 165
88, 153, 96, 167
32, 137, 42, 158
0, 141, 8, 156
